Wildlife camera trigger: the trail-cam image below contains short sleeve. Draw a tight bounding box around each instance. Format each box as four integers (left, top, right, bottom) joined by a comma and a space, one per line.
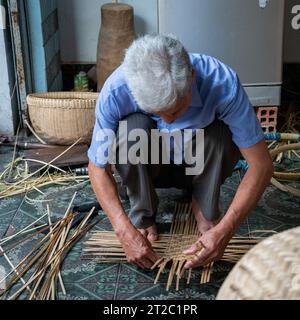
217, 75, 264, 149
88, 95, 120, 168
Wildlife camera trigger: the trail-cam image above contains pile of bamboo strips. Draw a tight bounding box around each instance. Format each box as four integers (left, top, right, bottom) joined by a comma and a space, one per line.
0, 139, 89, 199
83, 203, 264, 291
265, 110, 300, 197
269, 142, 300, 197
0, 194, 98, 300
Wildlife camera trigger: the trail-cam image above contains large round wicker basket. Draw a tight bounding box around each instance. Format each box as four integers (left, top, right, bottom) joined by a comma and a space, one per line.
27, 92, 99, 145
217, 227, 300, 300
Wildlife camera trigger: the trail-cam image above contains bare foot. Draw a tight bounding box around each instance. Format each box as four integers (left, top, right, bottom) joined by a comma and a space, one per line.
138, 224, 158, 243
192, 198, 221, 234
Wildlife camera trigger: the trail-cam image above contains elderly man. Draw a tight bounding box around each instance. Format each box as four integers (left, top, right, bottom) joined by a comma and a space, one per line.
88, 35, 274, 270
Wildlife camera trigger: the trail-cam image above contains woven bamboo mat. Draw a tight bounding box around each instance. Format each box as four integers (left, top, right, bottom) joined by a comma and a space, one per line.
83, 203, 264, 291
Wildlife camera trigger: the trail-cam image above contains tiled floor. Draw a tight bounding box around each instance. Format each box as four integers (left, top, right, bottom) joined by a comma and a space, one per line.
0, 146, 300, 300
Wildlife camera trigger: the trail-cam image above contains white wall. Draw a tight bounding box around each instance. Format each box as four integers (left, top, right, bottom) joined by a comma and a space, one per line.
58, 0, 300, 64
57, 0, 158, 64
284, 0, 300, 63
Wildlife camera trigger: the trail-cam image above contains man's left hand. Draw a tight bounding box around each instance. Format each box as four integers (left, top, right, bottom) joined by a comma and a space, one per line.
183, 226, 232, 269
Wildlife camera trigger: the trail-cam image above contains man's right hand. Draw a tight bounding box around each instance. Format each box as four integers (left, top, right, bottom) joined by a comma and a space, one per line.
117, 226, 160, 269
88, 162, 159, 269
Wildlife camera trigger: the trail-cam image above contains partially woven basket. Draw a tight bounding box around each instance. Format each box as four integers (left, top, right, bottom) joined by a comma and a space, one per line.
217, 227, 300, 300
27, 92, 99, 145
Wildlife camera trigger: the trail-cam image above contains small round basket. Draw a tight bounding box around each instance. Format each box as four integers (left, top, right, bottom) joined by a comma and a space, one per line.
27, 92, 99, 145
217, 227, 300, 300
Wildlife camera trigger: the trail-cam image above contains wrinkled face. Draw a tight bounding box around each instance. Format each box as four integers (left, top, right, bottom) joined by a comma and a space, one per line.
154, 91, 193, 124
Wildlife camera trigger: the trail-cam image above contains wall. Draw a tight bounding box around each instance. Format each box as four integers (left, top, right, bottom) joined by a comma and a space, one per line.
58, 0, 300, 65
57, 0, 158, 64
284, 0, 300, 63
0, 1, 17, 135
25, 0, 62, 92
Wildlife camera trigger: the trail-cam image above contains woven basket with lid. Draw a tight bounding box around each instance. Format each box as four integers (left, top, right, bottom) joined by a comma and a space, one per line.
27, 92, 99, 145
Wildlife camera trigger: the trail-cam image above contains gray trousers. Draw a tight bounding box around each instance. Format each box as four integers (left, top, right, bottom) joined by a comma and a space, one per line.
115, 113, 241, 229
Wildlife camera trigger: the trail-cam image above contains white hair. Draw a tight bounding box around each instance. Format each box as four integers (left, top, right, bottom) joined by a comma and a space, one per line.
122, 34, 193, 113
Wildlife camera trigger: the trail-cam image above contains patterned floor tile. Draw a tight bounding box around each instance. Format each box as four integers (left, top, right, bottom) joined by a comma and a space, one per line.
117, 264, 156, 284
58, 282, 115, 300
136, 284, 216, 300
116, 282, 161, 300
77, 264, 119, 284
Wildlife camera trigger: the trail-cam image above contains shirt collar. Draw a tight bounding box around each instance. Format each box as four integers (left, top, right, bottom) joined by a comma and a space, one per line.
190, 78, 203, 107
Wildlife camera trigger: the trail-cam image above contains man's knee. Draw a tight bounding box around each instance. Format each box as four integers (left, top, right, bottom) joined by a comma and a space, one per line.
204, 120, 240, 157
204, 120, 230, 145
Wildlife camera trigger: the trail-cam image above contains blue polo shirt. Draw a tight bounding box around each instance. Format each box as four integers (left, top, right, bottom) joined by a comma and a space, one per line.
88, 53, 264, 168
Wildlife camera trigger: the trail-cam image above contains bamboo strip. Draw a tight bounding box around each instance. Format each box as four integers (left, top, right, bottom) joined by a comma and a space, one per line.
24, 119, 47, 145
0, 213, 48, 246
29, 206, 57, 299
28, 223, 65, 299
7, 125, 20, 179
207, 262, 214, 282
0, 175, 88, 199
3, 233, 53, 295
82, 202, 264, 291
0, 222, 61, 289
271, 177, 300, 197
166, 259, 178, 291
274, 172, 300, 181
37, 216, 72, 300
2, 210, 75, 297
154, 260, 169, 284
0, 245, 32, 295
23, 158, 66, 174
270, 142, 300, 159
13, 217, 71, 289
175, 260, 185, 291
0, 213, 81, 255
187, 268, 192, 285
0, 224, 47, 245
7, 219, 97, 300
48, 205, 66, 297
1, 139, 82, 195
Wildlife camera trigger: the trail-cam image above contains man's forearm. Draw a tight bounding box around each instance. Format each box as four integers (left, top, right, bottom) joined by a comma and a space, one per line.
183, 161, 273, 269
217, 163, 273, 236
88, 161, 160, 269
88, 162, 133, 236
